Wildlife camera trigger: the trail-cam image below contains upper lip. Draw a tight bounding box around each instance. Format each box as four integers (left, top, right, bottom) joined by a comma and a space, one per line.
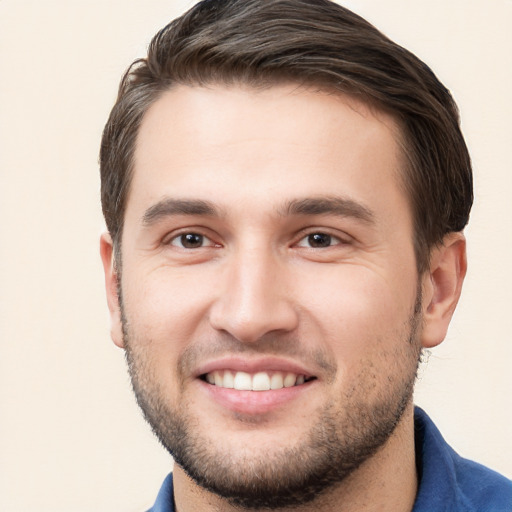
194, 356, 317, 379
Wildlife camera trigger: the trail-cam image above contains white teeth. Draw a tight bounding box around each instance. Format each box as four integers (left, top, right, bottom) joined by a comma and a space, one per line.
284, 373, 296, 388
223, 370, 234, 389
252, 372, 271, 391
233, 371, 252, 390
270, 373, 284, 390
205, 370, 309, 391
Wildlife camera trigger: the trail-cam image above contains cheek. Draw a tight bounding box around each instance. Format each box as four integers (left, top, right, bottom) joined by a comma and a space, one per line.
306, 271, 420, 404
299, 265, 418, 357
121, 270, 215, 399
121, 266, 216, 354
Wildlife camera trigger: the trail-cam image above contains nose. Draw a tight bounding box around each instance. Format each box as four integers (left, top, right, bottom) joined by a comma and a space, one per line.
209, 249, 299, 343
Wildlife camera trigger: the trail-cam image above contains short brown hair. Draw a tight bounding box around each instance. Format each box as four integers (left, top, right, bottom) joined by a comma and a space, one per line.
100, 0, 473, 272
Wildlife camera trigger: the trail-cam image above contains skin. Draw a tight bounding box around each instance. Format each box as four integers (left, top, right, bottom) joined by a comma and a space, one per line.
101, 84, 466, 511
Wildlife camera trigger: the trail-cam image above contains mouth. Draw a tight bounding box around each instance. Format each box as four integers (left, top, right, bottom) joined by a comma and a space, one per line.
201, 370, 316, 391
196, 359, 319, 414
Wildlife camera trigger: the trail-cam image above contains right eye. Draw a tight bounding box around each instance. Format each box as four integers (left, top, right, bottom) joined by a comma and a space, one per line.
295, 232, 345, 249
169, 232, 215, 249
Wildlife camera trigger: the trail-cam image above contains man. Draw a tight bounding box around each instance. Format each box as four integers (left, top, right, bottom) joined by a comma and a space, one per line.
99, 0, 512, 510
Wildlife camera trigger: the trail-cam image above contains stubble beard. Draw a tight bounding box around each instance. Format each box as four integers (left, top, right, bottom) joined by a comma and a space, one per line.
121, 292, 422, 510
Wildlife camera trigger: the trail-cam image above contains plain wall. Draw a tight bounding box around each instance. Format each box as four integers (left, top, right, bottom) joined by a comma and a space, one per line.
0, 1, 510, 511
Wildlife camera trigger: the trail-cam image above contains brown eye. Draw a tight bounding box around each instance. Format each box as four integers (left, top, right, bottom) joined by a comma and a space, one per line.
171, 232, 206, 248
307, 233, 332, 248
295, 231, 346, 249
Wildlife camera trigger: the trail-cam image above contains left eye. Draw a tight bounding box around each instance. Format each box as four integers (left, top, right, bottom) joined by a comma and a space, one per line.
296, 232, 342, 248
169, 232, 214, 249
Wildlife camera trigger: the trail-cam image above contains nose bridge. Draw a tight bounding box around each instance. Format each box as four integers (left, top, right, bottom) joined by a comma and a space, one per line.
209, 242, 298, 342
234, 247, 277, 317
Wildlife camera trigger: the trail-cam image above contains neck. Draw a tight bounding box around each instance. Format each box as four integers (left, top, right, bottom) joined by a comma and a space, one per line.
173, 403, 418, 512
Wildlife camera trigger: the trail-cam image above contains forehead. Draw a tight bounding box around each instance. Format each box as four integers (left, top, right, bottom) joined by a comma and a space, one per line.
128, 83, 410, 228
136, 83, 403, 158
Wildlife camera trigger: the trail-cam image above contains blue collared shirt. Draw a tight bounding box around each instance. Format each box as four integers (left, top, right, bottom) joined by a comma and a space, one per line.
147, 407, 512, 511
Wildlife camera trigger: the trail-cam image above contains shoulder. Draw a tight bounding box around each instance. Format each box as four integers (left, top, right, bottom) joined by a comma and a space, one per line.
414, 407, 512, 512
451, 454, 512, 511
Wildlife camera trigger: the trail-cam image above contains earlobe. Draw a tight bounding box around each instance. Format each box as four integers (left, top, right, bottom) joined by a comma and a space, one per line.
100, 232, 125, 349
420, 233, 467, 348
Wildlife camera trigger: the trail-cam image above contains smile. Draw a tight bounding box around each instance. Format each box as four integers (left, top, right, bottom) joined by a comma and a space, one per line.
202, 370, 315, 391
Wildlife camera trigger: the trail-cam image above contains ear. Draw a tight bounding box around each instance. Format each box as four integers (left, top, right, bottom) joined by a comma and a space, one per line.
100, 232, 125, 348
420, 232, 467, 348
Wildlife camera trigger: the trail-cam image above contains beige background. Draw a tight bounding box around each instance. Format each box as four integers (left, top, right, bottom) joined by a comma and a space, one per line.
0, 1, 511, 511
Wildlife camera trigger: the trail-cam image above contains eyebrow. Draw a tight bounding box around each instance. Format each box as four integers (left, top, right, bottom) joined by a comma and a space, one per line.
281, 196, 375, 223
141, 195, 374, 226
142, 198, 221, 226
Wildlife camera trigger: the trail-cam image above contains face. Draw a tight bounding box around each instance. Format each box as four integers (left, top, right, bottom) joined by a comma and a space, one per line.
110, 84, 424, 508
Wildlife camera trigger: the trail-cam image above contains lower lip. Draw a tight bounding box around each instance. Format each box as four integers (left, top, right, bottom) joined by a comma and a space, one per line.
199, 379, 315, 415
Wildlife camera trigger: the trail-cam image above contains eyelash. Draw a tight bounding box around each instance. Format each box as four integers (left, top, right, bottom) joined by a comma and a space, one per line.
295, 231, 346, 249
165, 230, 349, 250
167, 231, 218, 249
